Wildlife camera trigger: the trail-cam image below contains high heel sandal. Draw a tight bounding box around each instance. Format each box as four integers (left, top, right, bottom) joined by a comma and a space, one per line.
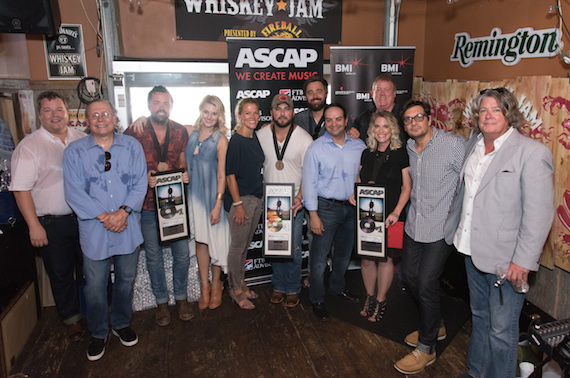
368, 299, 387, 323
360, 294, 376, 317
209, 281, 224, 310
229, 290, 255, 310
198, 282, 211, 310
241, 281, 258, 300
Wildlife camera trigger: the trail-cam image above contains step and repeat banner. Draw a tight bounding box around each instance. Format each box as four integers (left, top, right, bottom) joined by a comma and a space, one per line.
227, 40, 415, 283
227, 37, 323, 128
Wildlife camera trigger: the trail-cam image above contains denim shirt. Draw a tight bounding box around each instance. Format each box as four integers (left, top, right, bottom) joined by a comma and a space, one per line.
63, 133, 148, 260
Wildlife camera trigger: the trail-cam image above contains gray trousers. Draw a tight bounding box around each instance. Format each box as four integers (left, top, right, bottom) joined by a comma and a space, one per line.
226, 195, 263, 291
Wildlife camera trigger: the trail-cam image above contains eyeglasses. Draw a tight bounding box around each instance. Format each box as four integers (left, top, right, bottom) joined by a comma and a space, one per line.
479, 87, 508, 95
403, 113, 427, 125
104, 151, 111, 172
89, 111, 112, 121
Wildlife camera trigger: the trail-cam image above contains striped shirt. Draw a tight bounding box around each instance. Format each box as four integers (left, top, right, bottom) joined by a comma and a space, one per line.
405, 127, 465, 243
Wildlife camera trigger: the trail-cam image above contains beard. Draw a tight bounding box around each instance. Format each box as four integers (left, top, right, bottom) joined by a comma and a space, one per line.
151, 111, 169, 125
274, 116, 292, 128
307, 98, 325, 112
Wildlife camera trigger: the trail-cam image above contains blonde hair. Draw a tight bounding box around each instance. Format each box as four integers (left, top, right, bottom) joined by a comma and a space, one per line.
234, 98, 259, 131
193, 95, 228, 135
366, 111, 402, 151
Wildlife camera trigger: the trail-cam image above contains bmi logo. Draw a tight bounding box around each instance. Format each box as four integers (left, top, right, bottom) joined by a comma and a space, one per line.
334, 64, 353, 73
279, 89, 291, 96
381, 64, 399, 73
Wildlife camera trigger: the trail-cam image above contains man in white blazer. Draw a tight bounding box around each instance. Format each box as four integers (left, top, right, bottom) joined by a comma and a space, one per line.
445, 88, 554, 378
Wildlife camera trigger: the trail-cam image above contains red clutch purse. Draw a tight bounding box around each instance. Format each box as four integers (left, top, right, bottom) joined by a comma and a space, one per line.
387, 221, 404, 249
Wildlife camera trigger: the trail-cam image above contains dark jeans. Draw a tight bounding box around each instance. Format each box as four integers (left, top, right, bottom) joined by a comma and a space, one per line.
39, 215, 83, 325
401, 233, 450, 354
309, 198, 355, 304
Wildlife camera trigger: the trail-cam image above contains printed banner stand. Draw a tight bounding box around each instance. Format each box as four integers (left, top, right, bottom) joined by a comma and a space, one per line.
227, 37, 323, 128
263, 183, 295, 258
330, 46, 415, 124
152, 169, 190, 245
355, 184, 386, 258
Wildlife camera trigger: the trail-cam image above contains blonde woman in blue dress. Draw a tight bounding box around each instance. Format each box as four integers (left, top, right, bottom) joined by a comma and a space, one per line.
184, 95, 230, 310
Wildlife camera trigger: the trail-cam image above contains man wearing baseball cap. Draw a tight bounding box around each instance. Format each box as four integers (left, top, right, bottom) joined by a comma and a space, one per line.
257, 94, 313, 307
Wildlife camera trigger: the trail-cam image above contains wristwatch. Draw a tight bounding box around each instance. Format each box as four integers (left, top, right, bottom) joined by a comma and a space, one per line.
120, 205, 132, 214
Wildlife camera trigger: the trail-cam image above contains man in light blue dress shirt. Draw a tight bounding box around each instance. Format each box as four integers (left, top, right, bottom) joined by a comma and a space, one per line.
63, 100, 148, 362
302, 103, 366, 321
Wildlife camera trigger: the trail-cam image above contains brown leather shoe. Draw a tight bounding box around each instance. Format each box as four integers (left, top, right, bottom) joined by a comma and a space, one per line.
66, 321, 84, 342
270, 291, 285, 304
176, 299, 194, 321
285, 294, 300, 308
155, 303, 171, 326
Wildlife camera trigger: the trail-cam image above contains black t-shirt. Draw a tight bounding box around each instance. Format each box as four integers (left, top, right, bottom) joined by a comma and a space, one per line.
359, 146, 409, 221
224, 132, 265, 212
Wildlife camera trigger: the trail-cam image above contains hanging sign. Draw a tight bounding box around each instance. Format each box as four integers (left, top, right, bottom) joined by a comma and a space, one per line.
44, 24, 87, 80
451, 27, 562, 67
175, 0, 342, 44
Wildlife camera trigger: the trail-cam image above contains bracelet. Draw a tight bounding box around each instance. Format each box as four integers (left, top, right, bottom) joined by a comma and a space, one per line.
233, 201, 243, 207
216, 192, 224, 201
295, 196, 302, 201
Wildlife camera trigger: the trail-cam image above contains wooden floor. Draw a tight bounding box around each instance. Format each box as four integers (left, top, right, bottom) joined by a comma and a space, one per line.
10, 284, 470, 378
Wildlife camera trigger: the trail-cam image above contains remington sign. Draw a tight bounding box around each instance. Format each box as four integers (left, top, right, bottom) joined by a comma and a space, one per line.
451, 27, 561, 67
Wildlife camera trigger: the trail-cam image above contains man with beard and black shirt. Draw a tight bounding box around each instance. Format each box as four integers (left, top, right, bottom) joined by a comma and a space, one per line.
124, 86, 192, 327
295, 75, 359, 140
353, 74, 407, 144
258, 94, 313, 307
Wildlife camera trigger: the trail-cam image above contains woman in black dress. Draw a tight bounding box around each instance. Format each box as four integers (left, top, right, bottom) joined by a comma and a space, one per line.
349, 111, 411, 322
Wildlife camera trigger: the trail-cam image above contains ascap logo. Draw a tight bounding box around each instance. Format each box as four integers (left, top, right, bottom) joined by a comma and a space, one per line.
359, 189, 384, 195
248, 240, 264, 250
235, 47, 319, 68
156, 174, 182, 184
236, 89, 271, 99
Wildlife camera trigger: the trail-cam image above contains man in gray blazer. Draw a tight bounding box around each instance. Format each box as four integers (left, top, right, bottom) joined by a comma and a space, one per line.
445, 88, 554, 378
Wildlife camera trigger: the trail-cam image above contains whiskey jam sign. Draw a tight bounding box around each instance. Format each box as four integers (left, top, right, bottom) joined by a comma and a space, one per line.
175, 0, 342, 44
44, 24, 87, 80
451, 27, 561, 67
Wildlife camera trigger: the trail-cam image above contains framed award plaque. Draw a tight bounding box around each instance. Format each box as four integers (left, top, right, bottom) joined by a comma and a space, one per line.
263, 183, 295, 258
355, 184, 386, 258
152, 169, 189, 244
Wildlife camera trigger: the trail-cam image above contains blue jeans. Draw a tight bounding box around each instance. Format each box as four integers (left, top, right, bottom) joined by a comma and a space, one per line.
271, 208, 304, 295
141, 210, 189, 304
39, 215, 83, 325
465, 257, 524, 378
309, 198, 355, 304
401, 234, 450, 354
83, 249, 139, 339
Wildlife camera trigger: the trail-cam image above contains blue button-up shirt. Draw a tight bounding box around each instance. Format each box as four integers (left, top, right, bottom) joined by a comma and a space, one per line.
63, 133, 148, 261
302, 131, 366, 211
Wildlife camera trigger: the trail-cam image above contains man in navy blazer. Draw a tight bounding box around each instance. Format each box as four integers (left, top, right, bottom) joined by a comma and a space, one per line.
445, 88, 554, 378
